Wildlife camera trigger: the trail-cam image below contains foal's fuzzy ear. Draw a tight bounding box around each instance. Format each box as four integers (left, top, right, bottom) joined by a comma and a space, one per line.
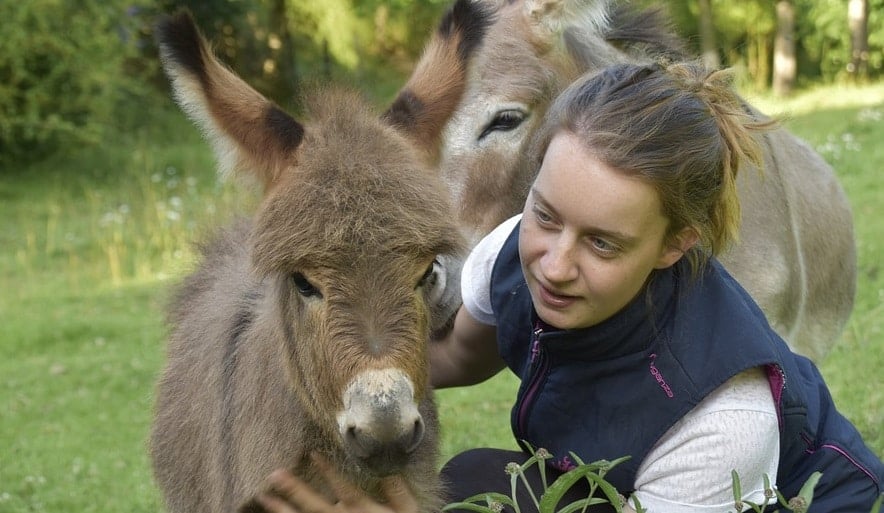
523, 0, 612, 41
155, 11, 304, 190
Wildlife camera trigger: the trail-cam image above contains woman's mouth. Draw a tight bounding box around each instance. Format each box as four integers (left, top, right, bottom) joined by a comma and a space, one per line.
537, 283, 577, 309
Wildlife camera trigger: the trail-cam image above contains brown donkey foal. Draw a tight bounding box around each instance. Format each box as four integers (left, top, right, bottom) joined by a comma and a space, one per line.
150, 12, 469, 513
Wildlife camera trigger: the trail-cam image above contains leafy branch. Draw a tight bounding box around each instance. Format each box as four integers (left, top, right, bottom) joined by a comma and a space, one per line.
441, 445, 883, 513
442, 445, 642, 513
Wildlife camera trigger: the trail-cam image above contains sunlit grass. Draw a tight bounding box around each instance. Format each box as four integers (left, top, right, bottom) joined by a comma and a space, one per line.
746, 81, 884, 117
0, 106, 254, 511
3, 122, 257, 293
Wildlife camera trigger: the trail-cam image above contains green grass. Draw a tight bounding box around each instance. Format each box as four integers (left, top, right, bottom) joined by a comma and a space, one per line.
0, 105, 249, 511
1, 83, 882, 511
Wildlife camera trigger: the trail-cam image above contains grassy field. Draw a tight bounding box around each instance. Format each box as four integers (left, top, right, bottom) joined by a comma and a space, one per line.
1, 82, 882, 511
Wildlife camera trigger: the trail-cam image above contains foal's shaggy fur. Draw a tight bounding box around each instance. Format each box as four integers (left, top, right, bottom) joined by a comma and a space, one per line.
150, 12, 468, 513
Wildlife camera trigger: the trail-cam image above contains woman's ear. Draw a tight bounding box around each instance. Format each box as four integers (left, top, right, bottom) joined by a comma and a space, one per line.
655, 227, 699, 269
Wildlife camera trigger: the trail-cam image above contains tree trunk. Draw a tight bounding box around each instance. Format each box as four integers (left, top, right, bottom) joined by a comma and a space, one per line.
697, 0, 720, 69
848, 0, 870, 80
269, 0, 298, 105
772, 0, 796, 96
756, 35, 771, 92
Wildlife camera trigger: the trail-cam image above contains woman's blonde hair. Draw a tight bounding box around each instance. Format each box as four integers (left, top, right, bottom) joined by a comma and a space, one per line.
532, 60, 776, 277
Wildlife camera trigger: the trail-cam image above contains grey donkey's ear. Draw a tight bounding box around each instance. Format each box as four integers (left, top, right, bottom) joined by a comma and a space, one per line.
155, 11, 304, 189
382, 0, 494, 163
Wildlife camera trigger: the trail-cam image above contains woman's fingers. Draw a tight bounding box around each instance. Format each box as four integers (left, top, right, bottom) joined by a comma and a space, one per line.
310, 454, 418, 513
254, 492, 299, 513
258, 456, 420, 513
266, 468, 337, 513
310, 453, 365, 507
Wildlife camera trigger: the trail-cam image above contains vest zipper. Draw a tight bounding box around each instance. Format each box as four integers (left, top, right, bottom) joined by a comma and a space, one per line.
516, 324, 549, 438
768, 363, 788, 429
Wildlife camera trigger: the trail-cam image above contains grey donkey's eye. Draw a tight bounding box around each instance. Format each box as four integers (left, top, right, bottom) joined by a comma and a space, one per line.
291, 273, 322, 299
478, 109, 526, 141
417, 259, 439, 289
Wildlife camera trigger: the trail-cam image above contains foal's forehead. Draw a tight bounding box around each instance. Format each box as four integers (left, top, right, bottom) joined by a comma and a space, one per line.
250, 112, 463, 275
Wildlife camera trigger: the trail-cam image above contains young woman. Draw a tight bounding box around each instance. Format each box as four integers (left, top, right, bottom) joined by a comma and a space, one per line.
256, 62, 883, 513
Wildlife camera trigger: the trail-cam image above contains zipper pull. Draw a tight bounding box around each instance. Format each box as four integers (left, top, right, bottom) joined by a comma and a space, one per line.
530, 323, 543, 362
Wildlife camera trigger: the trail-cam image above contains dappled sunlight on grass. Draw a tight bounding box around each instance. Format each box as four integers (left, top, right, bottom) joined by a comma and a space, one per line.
3, 118, 259, 296
745, 81, 884, 118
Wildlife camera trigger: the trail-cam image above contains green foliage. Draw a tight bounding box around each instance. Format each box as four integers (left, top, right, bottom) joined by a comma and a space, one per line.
0, 1, 150, 166
442, 446, 634, 513
351, 0, 451, 60
795, 0, 884, 82
445, 447, 876, 513
140, 0, 445, 111
289, 0, 368, 69
283, 0, 448, 100
713, 0, 776, 42
730, 470, 822, 512
646, 0, 883, 86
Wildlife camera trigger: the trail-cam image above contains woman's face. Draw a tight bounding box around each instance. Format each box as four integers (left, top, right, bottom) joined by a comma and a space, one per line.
519, 131, 688, 330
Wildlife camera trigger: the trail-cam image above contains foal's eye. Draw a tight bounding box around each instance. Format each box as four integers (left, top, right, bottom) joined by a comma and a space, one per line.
478, 109, 526, 140
291, 273, 321, 298
417, 259, 438, 289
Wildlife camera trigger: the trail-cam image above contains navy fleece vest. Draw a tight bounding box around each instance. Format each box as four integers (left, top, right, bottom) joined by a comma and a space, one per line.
490, 223, 882, 510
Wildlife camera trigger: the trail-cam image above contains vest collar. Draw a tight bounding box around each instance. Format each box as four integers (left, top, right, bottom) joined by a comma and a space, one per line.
531, 261, 682, 361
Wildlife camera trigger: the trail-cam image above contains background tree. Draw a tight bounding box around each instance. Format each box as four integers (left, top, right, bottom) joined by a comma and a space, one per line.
646, 0, 882, 90
0, 1, 149, 167
774, 0, 797, 95
697, 0, 720, 69
2, 0, 881, 170
848, 0, 871, 80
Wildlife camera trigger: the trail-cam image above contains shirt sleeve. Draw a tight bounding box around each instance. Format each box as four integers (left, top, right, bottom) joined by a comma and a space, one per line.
461, 214, 522, 326
629, 368, 780, 513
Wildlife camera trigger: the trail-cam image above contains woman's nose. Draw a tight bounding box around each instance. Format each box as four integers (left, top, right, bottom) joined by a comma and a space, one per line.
541, 238, 578, 283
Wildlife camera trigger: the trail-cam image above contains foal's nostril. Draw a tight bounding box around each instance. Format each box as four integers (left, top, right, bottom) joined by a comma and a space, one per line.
345, 424, 371, 459
345, 415, 425, 458
404, 416, 425, 454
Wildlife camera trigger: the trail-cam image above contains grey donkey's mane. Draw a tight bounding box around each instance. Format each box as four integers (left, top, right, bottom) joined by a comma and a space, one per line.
565, 3, 689, 67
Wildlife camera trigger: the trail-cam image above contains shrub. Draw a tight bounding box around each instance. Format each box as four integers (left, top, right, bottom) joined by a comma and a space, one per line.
0, 1, 150, 167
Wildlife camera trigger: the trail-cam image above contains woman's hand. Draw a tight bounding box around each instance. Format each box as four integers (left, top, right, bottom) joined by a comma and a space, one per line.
251, 454, 419, 513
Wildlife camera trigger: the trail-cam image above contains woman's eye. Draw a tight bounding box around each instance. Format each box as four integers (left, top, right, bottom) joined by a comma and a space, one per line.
417, 259, 438, 288
478, 109, 526, 140
291, 273, 321, 298
591, 238, 619, 257
532, 204, 553, 225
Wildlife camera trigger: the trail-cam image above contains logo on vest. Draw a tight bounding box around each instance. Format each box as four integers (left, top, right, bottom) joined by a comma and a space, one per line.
648, 353, 674, 398
551, 455, 576, 472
